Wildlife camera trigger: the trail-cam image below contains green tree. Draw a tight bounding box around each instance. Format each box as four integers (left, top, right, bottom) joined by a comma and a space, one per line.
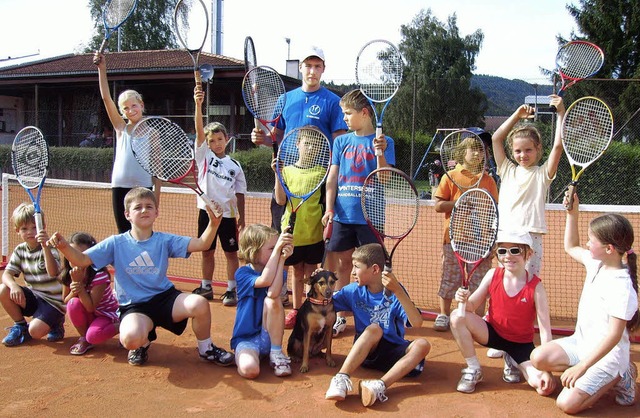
85, 0, 178, 52
387, 9, 487, 135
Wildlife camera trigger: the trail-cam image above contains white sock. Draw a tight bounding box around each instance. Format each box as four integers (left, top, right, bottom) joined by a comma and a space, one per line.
465, 356, 481, 370
197, 338, 213, 355
227, 280, 236, 291
201, 280, 212, 289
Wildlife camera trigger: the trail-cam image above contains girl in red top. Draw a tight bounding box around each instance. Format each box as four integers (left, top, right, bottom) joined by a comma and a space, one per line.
450, 230, 556, 395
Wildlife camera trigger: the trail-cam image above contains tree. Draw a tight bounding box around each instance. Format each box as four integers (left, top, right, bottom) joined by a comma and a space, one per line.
85, 0, 179, 53
386, 9, 487, 136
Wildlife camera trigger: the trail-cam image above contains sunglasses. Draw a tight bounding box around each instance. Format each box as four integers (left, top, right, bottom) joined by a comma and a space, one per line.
496, 247, 523, 256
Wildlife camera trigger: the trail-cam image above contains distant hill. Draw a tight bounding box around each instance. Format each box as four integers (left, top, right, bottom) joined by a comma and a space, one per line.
472, 74, 553, 116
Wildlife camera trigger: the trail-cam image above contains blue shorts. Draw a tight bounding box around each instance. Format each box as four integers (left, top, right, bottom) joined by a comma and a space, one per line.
234, 328, 270, 358
361, 335, 424, 378
119, 286, 187, 339
20, 286, 65, 327
483, 321, 536, 364
326, 221, 378, 252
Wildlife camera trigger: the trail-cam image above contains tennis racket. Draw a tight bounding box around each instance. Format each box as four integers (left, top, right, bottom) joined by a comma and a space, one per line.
562, 96, 613, 210
276, 126, 331, 232
243, 36, 262, 130
242, 65, 287, 156
361, 167, 419, 272
130, 116, 221, 216
320, 220, 333, 268
355, 39, 404, 156
11, 126, 49, 233
439, 129, 486, 190
551, 40, 604, 111
95, 0, 138, 58
449, 188, 498, 317
174, 0, 209, 86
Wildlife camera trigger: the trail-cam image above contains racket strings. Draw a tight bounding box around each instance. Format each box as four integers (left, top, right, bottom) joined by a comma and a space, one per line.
242, 67, 286, 120
363, 171, 419, 238
174, 0, 208, 50
450, 191, 498, 262
277, 129, 330, 199
557, 42, 603, 79
13, 130, 48, 188
440, 130, 485, 188
105, 0, 137, 27
356, 41, 403, 102
563, 98, 613, 164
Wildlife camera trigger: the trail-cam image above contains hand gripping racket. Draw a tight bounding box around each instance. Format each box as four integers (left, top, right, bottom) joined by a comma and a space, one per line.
244, 36, 262, 131
562, 96, 613, 210
174, 0, 209, 86
11, 126, 49, 233
361, 167, 419, 272
95, 0, 138, 58
242, 65, 287, 156
551, 41, 604, 111
276, 126, 331, 233
320, 220, 333, 268
130, 116, 221, 217
440, 129, 487, 190
449, 188, 498, 317
355, 39, 404, 156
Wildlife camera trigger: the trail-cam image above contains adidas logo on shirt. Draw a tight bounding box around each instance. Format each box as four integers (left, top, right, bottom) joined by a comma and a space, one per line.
126, 251, 160, 275
520, 297, 527, 303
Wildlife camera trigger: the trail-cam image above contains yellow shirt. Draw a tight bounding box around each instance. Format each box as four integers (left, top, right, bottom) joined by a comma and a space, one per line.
280, 165, 326, 246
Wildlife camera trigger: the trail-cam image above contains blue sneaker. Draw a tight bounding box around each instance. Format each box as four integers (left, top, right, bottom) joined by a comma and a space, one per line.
46, 323, 65, 342
2, 323, 31, 347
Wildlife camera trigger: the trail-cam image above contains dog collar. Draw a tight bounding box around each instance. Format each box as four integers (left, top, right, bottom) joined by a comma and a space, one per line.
308, 296, 332, 306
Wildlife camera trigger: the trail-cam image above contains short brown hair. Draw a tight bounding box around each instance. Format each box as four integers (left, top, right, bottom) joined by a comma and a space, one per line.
124, 187, 157, 211
352, 243, 385, 269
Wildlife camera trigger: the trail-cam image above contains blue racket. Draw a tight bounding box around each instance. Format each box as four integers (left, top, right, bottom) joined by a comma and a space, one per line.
95, 0, 138, 57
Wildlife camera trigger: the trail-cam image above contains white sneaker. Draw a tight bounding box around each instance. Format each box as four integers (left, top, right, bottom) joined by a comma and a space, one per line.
359, 379, 388, 407
325, 373, 353, 401
502, 354, 522, 383
457, 368, 483, 393
333, 317, 347, 336
269, 351, 291, 377
487, 348, 504, 358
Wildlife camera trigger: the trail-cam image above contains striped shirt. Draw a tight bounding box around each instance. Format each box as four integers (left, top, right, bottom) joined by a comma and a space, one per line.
85, 270, 119, 322
5, 242, 65, 313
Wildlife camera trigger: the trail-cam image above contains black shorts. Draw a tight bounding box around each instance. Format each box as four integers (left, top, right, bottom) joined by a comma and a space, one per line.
119, 286, 188, 338
285, 240, 324, 266
197, 210, 239, 252
325, 221, 378, 252
360, 335, 424, 378
484, 321, 536, 364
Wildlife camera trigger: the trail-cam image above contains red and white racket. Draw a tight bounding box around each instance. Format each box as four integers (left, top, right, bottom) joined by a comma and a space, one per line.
551, 40, 604, 111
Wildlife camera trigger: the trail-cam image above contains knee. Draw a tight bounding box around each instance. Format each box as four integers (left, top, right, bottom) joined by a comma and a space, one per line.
191, 296, 211, 317
66, 297, 84, 313
264, 296, 283, 314
0, 284, 9, 299
238, 364, 260, 379
363, 323, 383, 338
529, 347, 544, 369
556, 397, 580, 415
414, 338, 432, 356
449, 308, 465, 330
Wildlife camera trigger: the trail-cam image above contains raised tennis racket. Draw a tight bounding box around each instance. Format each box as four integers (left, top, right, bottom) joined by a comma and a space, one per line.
276, 126, 331, 233
130, 116, 221, 216
551, 40, 604, 111
11, 126, 49, 233
242, 65, 286, 156
449, 188, 498, 317
355, 40, 403, 156
95, 0, 138, 57
562, 96, 613, 210
174, 0, 209, 86
244, 36, 263, 131
440, 129, 486, 190
361, 167, 419, 272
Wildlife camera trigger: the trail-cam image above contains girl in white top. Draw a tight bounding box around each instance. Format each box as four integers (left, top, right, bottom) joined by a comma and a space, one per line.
491, 95, 565, 277
530, 192, 639, 414
94, 52, 161, 233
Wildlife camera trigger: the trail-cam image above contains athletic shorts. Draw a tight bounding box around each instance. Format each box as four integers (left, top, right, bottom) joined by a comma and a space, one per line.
119, 286, 187, 338
325, 221, 378, 253
234, 328, 270, 358
285, 240, 324, 266
438, 244, 489, 299
197, 210, 239, 252
483, 321, 536, 365
359, 335, 424, 378
20, 286, 65, 328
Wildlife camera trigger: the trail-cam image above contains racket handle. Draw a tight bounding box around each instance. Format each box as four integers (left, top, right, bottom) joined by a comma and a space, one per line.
374, 126, 383, 156
566, 182, 578, 210
34, 213, 44, 234
194, 70, 202, 86
458, 286, 468, 318
97, 38, 109, 55
549, 90, 564, 113
199, 195, 222, 218
288, 212, 296, 232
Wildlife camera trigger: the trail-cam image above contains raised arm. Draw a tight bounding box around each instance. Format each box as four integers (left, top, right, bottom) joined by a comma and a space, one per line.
93, 52, 126, 133
194, 87, 206, 148
492, 105, 534, 166
546, 95, 566, 179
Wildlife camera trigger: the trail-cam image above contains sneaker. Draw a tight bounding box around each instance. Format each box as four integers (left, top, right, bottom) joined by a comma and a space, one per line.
128, 344, 150, 366
284, 309, 298, 329
333, 316, 347, 336
615, 361, 638, 406
192, 285, 213, 301
221, 289, 237, 306
502, 354, 522, 383
487, 348, 504, 358
201, 344, 235, 366
359, 379, 388, 407
325, 373, 353, 401
46, 323, 65, 342
433, 314, 450, 332
270, 351, 292, 377
457, 368, 483, 393
2, 323, 30, 347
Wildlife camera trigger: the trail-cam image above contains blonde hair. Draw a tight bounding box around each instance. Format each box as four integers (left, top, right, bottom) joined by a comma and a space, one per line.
117, 90, 144, 114
238, 224, 278, 265
12, 202, 40, 228
352, 243, 386, 269
123, 187, 157, 211
453, 136, 484, 166
507, 125, 543, 163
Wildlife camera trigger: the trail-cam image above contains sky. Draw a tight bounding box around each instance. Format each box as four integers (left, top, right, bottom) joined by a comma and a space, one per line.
0, 0, 577, 85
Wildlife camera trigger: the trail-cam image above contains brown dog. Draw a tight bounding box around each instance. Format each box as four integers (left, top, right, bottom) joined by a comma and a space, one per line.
287, 270, 338, 373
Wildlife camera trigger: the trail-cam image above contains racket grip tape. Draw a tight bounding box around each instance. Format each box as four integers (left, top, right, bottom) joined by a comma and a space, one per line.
458, 286, 469, 318
199, 195, 222, 218
566, 182, 578, 210
288, 212, 296, 232
194, 70, 202, 86
97, 38, 109, 55
34, 213, 44, 234
374, 126, 383, 156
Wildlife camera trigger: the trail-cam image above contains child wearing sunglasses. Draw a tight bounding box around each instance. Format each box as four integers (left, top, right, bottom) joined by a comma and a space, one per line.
450, 230, 556, 396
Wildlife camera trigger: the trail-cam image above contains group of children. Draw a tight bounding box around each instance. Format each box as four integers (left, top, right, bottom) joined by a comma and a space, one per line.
0, 49, 637, 413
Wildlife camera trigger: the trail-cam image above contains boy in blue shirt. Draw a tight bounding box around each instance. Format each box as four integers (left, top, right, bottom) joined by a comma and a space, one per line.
48, 187, 234, 367
324, 243, 431, 407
